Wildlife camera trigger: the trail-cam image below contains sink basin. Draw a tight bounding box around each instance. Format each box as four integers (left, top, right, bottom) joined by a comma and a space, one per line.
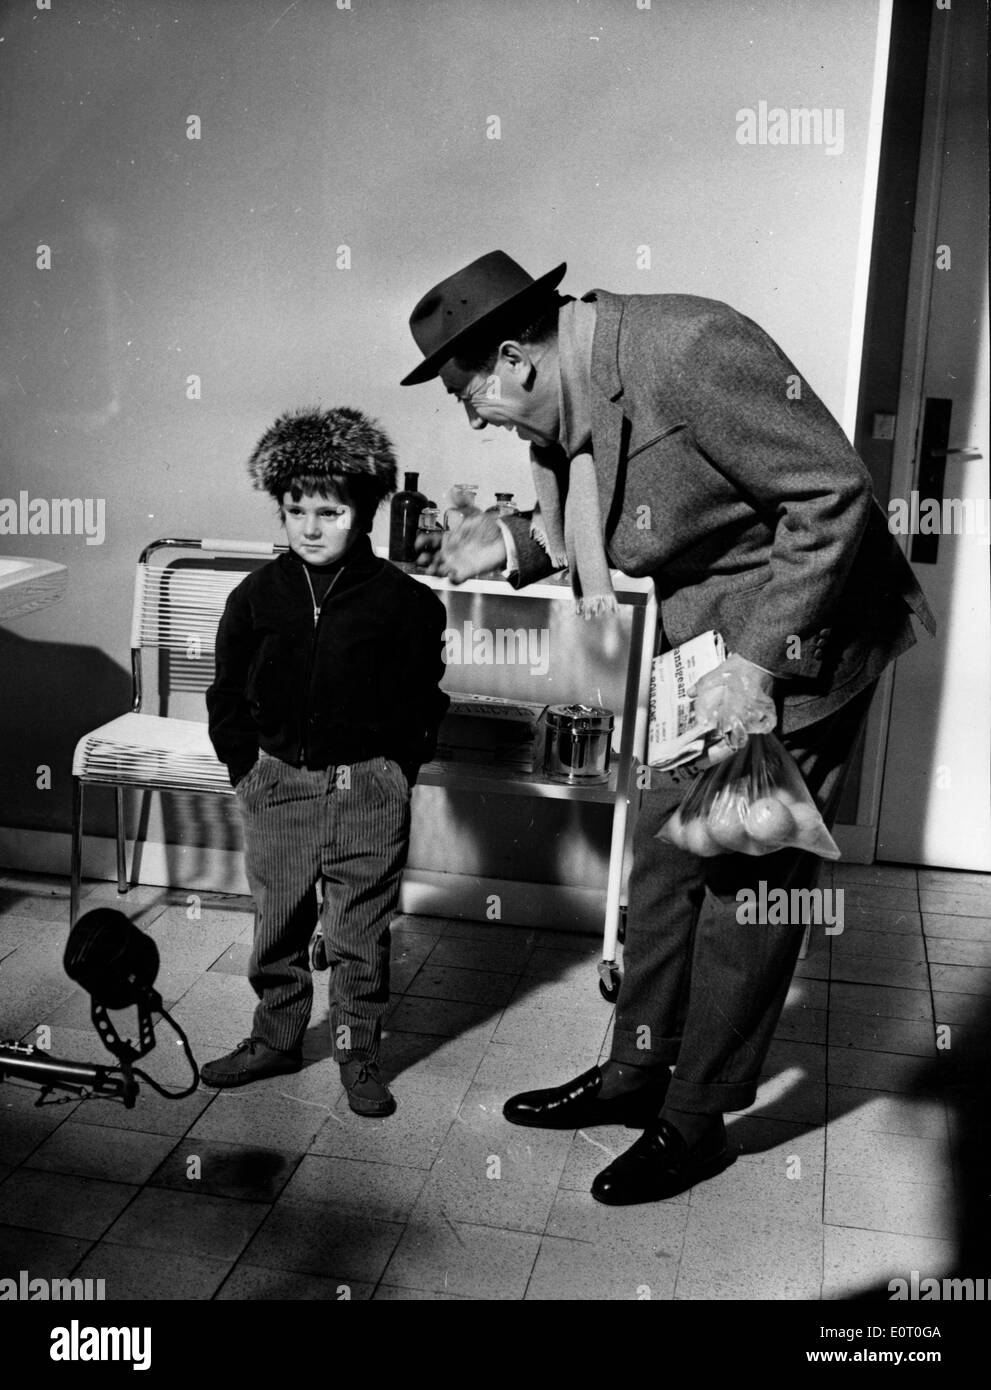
0, 555, 69, 622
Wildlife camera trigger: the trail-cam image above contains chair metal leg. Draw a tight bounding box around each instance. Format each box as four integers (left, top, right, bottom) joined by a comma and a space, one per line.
70, 778, 84, 927
115, 786, 128, 895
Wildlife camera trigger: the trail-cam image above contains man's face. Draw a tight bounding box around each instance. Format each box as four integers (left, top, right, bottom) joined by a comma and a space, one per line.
281, 487, 355, 565
440, 344, 560, 447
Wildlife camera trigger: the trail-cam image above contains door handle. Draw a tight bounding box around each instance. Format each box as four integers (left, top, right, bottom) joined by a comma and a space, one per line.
910, 398, 952, 564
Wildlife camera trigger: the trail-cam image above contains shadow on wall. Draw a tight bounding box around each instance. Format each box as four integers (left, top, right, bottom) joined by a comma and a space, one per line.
0, 628, 130, 839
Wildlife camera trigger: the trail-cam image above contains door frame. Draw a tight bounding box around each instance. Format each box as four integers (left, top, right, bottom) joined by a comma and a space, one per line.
835, 5, 952, 863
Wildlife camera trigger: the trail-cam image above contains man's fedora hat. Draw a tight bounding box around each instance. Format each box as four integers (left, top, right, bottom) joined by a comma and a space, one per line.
401, 250, 567, 386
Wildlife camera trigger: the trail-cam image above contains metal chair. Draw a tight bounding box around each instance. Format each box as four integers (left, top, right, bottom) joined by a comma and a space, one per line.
69, 538, 282, 924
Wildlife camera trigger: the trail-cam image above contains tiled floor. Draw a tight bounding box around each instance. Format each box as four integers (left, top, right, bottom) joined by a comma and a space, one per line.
0, 862, 988, 1300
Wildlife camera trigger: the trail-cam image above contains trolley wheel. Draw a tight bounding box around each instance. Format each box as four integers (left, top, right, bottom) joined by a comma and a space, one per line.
310, 934, 329, 972
597, 962, 621, 1003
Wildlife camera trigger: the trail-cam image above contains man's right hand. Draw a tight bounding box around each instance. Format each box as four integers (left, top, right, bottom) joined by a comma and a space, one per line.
414, 511, 508, 583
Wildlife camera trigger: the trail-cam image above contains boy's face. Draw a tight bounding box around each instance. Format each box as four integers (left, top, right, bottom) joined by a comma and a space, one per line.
281, 488, 356, 565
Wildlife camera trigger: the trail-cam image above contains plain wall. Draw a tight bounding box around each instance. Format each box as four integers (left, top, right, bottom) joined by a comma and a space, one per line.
1, 0, 884, 860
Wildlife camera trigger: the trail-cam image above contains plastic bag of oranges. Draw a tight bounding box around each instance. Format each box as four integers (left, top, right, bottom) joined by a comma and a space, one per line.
656, 732, 841, 860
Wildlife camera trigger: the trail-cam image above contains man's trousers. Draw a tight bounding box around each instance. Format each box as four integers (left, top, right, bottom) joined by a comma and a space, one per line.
236, 753, 411, 1061
611, 684, 876, 1114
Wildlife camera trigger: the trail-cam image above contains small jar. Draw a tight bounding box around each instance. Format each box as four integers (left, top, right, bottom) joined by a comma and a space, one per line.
418, 501, 440, 533
543, 704, 615, 784
485, 492, 519, 518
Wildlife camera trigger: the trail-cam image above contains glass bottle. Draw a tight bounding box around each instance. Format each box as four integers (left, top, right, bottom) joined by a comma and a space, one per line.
389, 471, 427, 563
443, 483, 479, 533
485, 492, 519, 518
417, 500, 440, 534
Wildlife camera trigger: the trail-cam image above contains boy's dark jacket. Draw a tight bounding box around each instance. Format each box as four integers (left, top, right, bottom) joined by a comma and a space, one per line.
207, 535, 450, 786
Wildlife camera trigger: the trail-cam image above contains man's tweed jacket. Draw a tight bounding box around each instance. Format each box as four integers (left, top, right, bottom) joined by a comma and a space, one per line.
504, 290, 936, 734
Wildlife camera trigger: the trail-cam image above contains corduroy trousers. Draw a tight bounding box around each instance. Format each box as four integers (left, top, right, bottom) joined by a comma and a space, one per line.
236, 752, 411, 1062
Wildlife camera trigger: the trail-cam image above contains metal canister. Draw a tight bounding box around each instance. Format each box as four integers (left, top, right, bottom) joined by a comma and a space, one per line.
543, 704, 614, 784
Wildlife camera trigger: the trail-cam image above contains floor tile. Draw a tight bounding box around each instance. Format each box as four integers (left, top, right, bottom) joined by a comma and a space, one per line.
0, 1224, 93, 1280
826, 1087, 948, 1141
381, 1026, 492, 1085
102, 1187, 268, 1259
688, 1145, 824, 1224
472, 1041, 601, 1096
0, 1169, 139, 1240
491, 1000, 610, 1052
25, 1124, 178, 1185
308, 1092, 459, 1170
929, 963, 991, 996
923, 912, 991, 941
824, 1171, 955, 1241
821, 1225, 956, 1299
831, 884, 920, 913
149, 1137, 303, 1202
918, 869, 991, 890
831, 929, 925, 962
828, 981, 932, 1022
381, 1217, 540, 1299
832, 864, 918, 888
217, 1263, 372, 1300
403, 964, 518, 1008
830, 955, 930, 990
241, 1204, 403, 1282
426, 937, 531, 975
827, 1047, 926, 1095
188, 1088, 331, 1151
676, 1208, 823, 1299
925, 936, 991, 968
774, 1006, 827, 1045
826, 1127, 952, 1187
371, 1283, 463, 1300
279, 1153, 427, 1221
386, 996, 498, 1039
829, 1013, 936, 1057
931, 992, 988, 1027
208, 942, 252, 975
919, 887, 991, 917
73, 1241, 232, 1300
838, 904, 923, 935
526, 1231, 679, 1300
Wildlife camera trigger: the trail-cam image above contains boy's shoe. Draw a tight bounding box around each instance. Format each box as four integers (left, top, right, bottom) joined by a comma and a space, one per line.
201, 1037, 303, 1089
340, 1059, 396, 1117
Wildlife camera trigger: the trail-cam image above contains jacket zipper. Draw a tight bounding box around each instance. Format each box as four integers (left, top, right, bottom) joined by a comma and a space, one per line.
298, 564, 345, 764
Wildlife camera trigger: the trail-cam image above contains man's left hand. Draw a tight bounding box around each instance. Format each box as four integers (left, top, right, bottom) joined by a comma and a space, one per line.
693, 653, 777, 755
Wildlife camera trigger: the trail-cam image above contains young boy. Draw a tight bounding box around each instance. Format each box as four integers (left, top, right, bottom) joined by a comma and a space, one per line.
203, 406, 449, 1116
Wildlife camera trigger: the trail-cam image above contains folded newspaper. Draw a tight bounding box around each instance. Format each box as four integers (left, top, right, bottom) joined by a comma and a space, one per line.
648, 631, 726, 772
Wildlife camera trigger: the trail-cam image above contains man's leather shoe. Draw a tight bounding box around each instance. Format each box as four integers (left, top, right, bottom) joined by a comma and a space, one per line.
201, 1037, 302, 1089
503, 1065, 668, 1130
591, 1115, 732, 1204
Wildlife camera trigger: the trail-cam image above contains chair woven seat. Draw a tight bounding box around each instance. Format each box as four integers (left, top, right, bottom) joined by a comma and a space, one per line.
72, 713, 234, 795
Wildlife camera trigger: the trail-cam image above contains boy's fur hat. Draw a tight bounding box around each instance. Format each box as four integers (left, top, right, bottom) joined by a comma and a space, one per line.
247, 406, 397, 499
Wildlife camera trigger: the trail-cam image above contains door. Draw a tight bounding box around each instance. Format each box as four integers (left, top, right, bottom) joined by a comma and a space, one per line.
876, 0, 990, 869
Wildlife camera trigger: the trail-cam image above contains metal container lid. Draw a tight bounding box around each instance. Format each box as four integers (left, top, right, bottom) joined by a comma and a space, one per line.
545, 703, 614, 732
